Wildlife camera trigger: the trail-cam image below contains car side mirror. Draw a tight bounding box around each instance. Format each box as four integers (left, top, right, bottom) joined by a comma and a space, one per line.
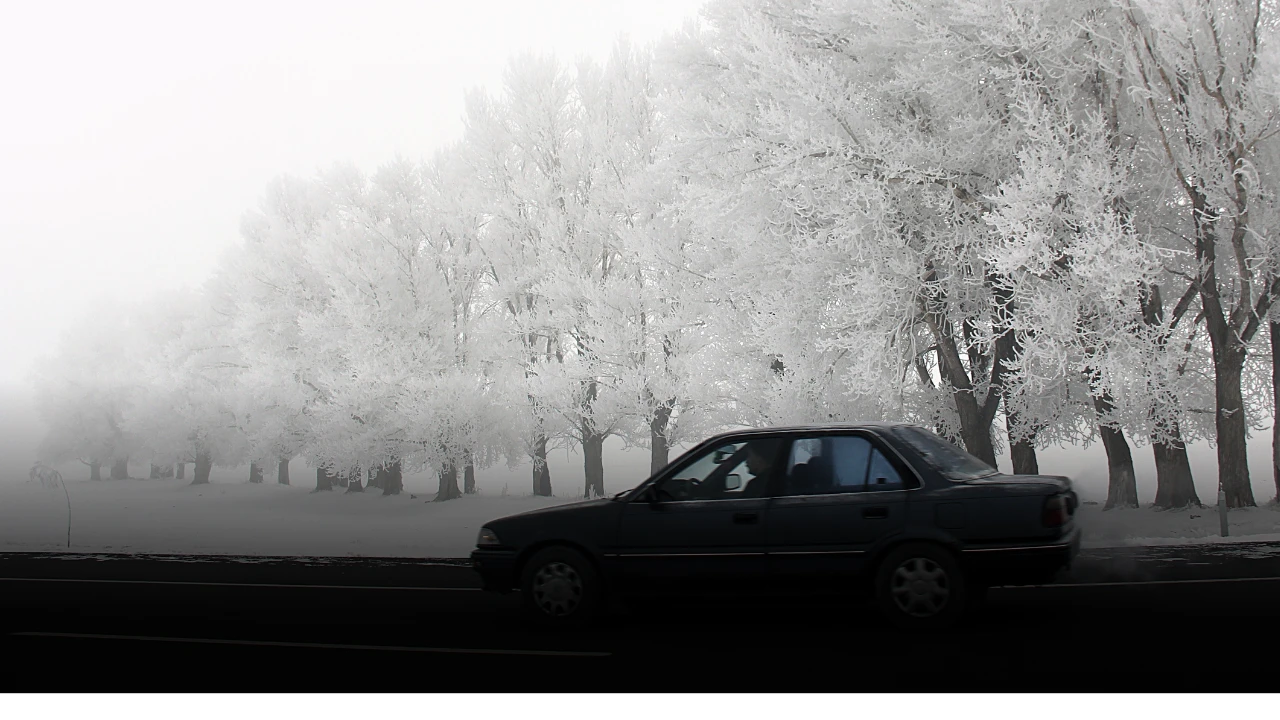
725, 473, 742, 491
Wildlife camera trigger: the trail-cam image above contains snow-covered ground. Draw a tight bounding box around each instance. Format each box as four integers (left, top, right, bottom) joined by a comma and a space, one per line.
4, 382, 1280, 557
0, 474, 578, 557
3, 470, 1279, 557
1074, 503, 1280, 547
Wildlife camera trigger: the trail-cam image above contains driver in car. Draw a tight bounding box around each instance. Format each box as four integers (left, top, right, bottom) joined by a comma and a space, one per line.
740, 439, 782, 497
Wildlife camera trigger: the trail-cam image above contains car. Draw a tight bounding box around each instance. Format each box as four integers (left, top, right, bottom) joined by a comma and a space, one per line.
470, 422, 1080, 630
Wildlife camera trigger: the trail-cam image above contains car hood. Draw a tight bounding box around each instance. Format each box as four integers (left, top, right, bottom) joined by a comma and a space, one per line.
491, 497, 614, 524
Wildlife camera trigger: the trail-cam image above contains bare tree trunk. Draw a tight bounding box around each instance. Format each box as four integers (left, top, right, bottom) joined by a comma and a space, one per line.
192, 452, 212, 485
532, 434, 552, 497
650, 403, 673, 476
314, 467, 334, 493
928, 323, 998, 467
149, 463, 161, 479
382, 460, 403, 496
1004, 400, 1039, 475
1272, 321, 1280, 504
367, 465, 384, 490
1138, 282, 1198, 508
953, 394, 998, 468
334, 470, 349, 489
110, 458, 128, 480
463, 455, 476, 494
1095, 392, 1139, 509
175, 462, 185, 480
345, 465, 364, 493
249, 463, 264, 484
1213, 353, 1256, 507
921, 275, 1017, 471
648, 335, 678, 476
88, 462, 101, 481
1152, 433, 1200, 508
160, 464, 174, 478
1195, 187, 1259, 508
583, 429, 605, 498
277, 459, 289, 485
1009, 437, 1039, 475
581, 377, 606, 499
436, 460, 462, 502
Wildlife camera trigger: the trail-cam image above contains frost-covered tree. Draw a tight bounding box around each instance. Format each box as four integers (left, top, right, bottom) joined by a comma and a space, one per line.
291, 158, 506, 501
31, 298, 149, 480
228, 174, 340, 486
462, 59, 568, 496
1110, 0, 1280, 507
664, 0, 1069, 467
129, 279, 252, 485
463, 47, 685, 497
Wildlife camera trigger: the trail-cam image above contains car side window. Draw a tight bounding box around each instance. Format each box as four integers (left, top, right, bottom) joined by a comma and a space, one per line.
782, 435, 872, 496
655, 438, 783, 501
866, 448, 905, 491
829, 436, 872, 490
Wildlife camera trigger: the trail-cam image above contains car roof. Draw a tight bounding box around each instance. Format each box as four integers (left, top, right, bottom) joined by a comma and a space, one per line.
705, 422, 916, 441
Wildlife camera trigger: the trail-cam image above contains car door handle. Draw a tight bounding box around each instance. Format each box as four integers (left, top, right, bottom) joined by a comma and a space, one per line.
863, 506, 889, 519
733, 512, 759, 525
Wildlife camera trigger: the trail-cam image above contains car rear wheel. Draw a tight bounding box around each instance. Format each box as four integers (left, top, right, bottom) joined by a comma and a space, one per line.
521, 546, 602, 628
875, 543, 967, 630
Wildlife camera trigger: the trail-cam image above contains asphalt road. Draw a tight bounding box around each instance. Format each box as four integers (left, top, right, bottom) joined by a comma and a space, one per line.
1, 544, 1277, 692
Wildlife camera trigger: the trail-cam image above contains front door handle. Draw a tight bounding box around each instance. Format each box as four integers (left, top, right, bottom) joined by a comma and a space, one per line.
863, 506, 889, 519
733, 512, 759, 525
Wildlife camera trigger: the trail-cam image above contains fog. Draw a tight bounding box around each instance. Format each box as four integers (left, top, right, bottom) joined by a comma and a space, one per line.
4, 0, 1278, 562
0, 0, 704, 385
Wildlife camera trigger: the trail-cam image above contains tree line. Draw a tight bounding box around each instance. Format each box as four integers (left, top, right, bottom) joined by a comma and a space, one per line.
32, 0, 1280, 508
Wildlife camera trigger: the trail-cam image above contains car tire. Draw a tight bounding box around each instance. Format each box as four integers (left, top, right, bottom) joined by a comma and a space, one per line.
875, 542, 967, 631
520, 546, 602, 628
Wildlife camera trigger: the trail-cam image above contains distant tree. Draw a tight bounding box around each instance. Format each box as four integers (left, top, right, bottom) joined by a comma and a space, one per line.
30, 298, 146, 480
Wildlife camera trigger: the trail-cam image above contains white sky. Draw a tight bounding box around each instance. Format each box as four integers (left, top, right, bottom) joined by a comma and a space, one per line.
0, 0, 707, 385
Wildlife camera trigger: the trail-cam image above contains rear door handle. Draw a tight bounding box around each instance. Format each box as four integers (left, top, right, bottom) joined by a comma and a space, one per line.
863, 506, 889, 519
733, 512, 759, 525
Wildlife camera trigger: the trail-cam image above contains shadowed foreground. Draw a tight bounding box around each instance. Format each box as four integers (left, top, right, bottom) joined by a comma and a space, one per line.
1, 544, 1277, 691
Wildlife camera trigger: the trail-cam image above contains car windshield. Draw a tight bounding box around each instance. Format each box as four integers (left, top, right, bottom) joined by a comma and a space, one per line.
891, 426, 998, 481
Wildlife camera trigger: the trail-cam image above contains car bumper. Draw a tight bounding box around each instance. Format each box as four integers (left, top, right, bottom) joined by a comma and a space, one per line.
471, 548, 519, 593
962, 526, 1081, 585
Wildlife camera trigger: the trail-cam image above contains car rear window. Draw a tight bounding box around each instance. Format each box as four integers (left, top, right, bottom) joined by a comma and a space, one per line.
891, 426, 998, 481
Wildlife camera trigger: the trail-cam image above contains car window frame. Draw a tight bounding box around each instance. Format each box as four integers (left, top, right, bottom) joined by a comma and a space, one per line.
631, 433, 791, 504
778, 434, 872, 497
865, 444, 909, 492
769, 429, 923, 499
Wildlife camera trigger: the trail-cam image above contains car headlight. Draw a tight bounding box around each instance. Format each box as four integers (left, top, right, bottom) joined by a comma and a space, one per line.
477, 527, 501, 547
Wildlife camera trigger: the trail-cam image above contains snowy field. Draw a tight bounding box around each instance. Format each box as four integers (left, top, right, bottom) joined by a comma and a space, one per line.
3, 384, 1280, 557
2, 460, 1279, 558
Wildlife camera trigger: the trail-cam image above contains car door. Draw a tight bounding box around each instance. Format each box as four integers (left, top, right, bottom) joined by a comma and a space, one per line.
767, 433, 912, 591
613, 437, 784, 596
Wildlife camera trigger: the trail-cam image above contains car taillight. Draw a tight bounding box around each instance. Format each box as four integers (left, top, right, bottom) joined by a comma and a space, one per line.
1042, 494, 1069, 527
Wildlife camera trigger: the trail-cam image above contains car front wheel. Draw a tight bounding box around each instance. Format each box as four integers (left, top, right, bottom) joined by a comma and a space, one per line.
875, 543, 967, 630
521, 546, 602, 627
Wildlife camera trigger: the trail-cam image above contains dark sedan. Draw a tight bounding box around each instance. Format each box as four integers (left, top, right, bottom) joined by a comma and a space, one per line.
471, 423, 1080, 629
